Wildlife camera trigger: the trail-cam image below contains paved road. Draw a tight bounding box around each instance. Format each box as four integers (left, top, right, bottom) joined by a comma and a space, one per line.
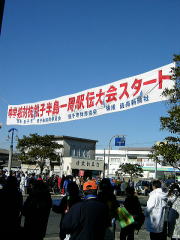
45, 215, 150, 240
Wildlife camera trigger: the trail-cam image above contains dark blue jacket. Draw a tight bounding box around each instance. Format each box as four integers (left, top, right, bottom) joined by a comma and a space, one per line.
62, 196, 109, 240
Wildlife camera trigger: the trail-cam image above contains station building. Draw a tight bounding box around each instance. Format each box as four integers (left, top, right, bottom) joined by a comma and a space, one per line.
21, 136, 104, 178
53, 136, 103, 177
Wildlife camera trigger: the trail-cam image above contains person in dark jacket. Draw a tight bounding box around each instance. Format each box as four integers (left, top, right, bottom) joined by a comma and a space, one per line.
22, 180, 52, 240
120, 186, 144, 240
0, 176, 23, 239
98, 178, 119, 240
61, 179, 109, 240
53, 181, 82, 240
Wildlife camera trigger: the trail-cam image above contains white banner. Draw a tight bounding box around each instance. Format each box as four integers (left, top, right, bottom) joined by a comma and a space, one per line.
6, 63, 175, 125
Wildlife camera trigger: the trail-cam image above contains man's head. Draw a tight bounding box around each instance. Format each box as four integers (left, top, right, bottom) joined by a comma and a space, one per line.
83, 180, 98, 195
67, 181, 79, 196
152, 180, 161, 190
168, 183, 180, 196
126, 186, 135, 196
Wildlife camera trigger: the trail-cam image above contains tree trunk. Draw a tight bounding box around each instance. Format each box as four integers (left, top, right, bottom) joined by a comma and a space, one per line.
130, 174, 133, 182
39, 160, 45, 174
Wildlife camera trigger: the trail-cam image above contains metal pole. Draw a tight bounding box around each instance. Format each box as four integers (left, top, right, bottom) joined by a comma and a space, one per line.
174, 168, 176, 182
8, 129, 14, 173
107, 134, 126, 178
7, 128, 17, 174
59, 152, 64, 177
8, 144, 13, 173
59, 153, 62, 177
154, 157, 157, 179
103, 148, 105, 178
107, 137, 113, 178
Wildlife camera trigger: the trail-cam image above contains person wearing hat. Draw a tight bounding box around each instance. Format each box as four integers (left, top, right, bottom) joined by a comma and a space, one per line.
61, 179, 109, 240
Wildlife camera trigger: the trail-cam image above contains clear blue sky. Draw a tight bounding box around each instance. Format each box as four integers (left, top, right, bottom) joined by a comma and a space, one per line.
0, 0, 179, 150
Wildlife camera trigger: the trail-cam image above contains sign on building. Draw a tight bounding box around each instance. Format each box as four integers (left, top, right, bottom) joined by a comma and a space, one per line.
71, 159, 104, 171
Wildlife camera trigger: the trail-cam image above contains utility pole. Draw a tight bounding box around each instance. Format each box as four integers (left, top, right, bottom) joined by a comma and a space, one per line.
8, 128, 18, 174
103, 148, 106, 178
107, 134, 126, 178
59, 153, 63, 177
155, 157, 157, 179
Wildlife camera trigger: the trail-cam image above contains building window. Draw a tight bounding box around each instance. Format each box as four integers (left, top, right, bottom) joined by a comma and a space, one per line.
83, 149, 87, 158
110, 158, 121, 164
75, 148, 79, 157
87, 149, 91, 158
70, 147, 75, 157
80, 149, 84, 157
95, 157, 104, 161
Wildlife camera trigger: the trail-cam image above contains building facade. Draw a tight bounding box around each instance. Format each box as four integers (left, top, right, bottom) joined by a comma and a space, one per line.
54, 136, 104, 177
0, 148, 9, 169
21, 136, 104, 177
95, 147, 179, 179
3, 137, 179, 179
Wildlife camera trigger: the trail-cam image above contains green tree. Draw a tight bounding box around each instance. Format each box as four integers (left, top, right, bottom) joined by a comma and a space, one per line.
117, 163, 143, 181
17, 134, 63, 173
151, 55, 180, 170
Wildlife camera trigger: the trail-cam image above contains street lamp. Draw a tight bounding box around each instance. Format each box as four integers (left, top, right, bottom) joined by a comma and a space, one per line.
7, 128, 18, 174
107, 134, 126, 178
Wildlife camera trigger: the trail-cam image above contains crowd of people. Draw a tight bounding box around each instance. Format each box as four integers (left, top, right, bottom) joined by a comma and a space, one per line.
0, 169, 180, 240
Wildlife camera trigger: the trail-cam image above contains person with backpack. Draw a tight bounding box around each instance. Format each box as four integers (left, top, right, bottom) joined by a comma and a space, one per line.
120, 186, 144, 240
52, 181, 81, 240
61, 179, 109, 240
